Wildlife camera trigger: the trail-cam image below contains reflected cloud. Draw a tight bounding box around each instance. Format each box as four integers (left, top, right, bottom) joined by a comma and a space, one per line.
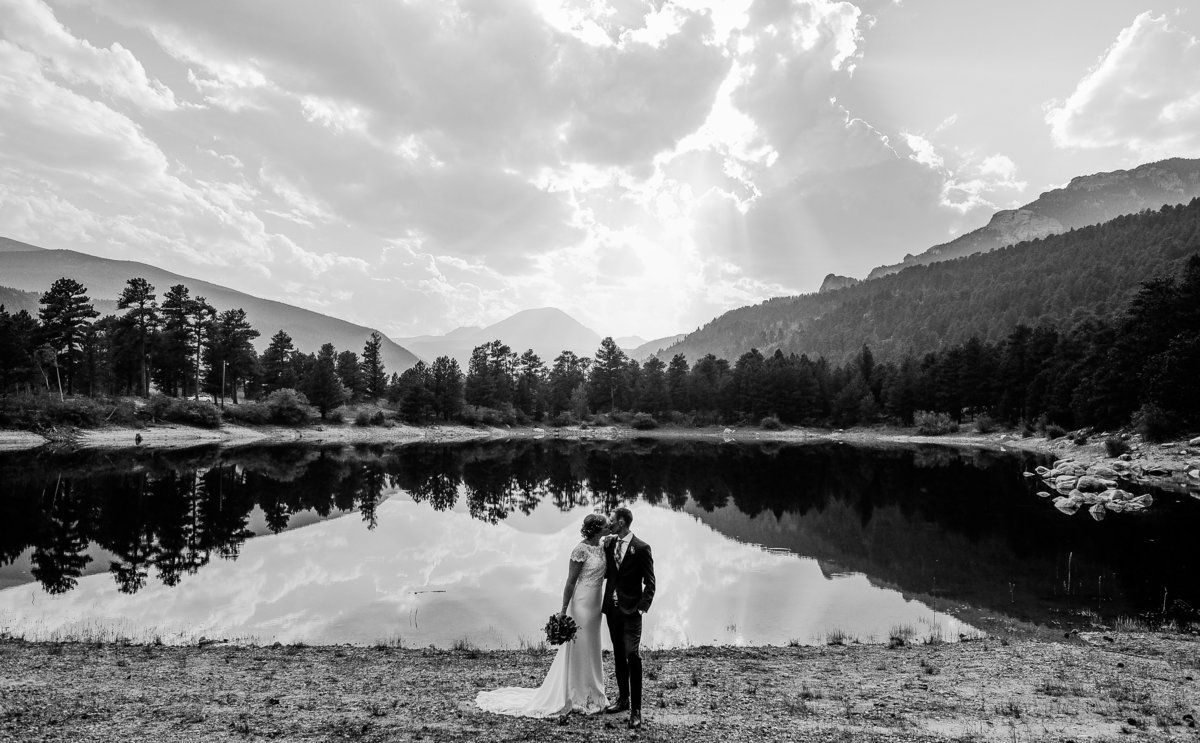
0, 496, 969, 648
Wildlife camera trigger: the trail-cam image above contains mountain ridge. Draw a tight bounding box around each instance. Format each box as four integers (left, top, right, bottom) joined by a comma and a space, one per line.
867, 157, 1200, 279
655, 198, 1200, 365
0, 244, 418, 372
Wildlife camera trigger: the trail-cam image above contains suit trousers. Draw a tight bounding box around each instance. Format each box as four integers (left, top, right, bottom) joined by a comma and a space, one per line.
605, 609, 643, 710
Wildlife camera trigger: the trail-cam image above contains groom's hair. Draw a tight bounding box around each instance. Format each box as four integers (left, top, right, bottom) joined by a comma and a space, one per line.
614, 507, 633, 527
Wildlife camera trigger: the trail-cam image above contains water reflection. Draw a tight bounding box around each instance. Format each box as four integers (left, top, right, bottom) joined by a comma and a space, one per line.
0, 440, 1197, 647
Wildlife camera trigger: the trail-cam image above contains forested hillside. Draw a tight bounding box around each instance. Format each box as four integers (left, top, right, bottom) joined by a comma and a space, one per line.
867, 157, 1200, 278
661, 199, 1200, 365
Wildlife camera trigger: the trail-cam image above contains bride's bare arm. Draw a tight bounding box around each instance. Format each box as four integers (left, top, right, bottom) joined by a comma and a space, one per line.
560, 557, 584, 616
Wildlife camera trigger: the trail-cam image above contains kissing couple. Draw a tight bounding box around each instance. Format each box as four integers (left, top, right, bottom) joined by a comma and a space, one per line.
476, 508, 656, 729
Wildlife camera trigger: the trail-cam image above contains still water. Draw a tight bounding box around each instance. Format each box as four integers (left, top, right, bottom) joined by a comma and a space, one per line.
0, 440, 1195, 648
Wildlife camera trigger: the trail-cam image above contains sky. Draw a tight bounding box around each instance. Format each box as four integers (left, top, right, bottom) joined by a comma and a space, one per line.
2, 0, 1199, 341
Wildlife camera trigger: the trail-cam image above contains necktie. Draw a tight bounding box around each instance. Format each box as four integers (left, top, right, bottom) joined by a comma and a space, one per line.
615, 538, 627, 568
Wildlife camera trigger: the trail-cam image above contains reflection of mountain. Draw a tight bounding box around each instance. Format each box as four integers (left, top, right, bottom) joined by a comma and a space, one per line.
1, 440, 1196, 625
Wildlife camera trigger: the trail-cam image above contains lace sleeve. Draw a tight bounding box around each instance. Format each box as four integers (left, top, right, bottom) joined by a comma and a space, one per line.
570, 543, 589, 563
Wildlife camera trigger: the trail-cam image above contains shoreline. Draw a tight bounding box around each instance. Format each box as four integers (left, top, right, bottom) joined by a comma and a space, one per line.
2, 631, 1197, 742
3, 420, 1197, 497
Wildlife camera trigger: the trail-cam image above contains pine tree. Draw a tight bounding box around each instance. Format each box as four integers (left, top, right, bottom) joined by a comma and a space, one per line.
117, 278, 158, 396
589, 337, 629, 412
360, 332, 387, 401
429, 355, 464, 420
261, 330, 297, 393
304, 343, 348, 418
337, 350, 365, 401
204, 308, 260, 404
38, 277, 99, 399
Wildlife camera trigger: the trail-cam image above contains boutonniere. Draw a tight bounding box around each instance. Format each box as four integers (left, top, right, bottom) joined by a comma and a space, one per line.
628, 544, 636, 556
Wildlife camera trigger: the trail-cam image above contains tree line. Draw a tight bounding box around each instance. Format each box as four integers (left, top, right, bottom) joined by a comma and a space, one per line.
2, 255, 1197, 438
394, 255, 1199, 439
0, 277, 386, 417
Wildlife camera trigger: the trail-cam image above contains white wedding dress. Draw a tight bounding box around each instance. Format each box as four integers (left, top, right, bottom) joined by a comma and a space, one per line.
475, 542, 608, 717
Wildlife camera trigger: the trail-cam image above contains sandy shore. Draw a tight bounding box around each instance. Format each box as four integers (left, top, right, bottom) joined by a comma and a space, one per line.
1, 631, 1197, 742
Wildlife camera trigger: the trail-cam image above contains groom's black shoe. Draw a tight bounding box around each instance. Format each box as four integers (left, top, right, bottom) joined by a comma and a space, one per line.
604, 699, 629, 714
628, 710, 643, 729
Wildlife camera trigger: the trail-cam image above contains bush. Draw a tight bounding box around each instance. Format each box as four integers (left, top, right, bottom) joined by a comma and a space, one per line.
0, 394, 137, 429
221, 401, 272, 425
551, 411, 576, 428
354, 409, 372, 427
759, 415, 784, 430
1103, 436, 1131, 457
326, 406, 346, 423
1133, 403, 1180, 443
147, 395, 221, 428
631, 412, 658, 430
973, 415, 997, 434
262, 389, 312, 425
665, 410, 693, 426
914, 411, 959, 436
1043, 424, 1066, 440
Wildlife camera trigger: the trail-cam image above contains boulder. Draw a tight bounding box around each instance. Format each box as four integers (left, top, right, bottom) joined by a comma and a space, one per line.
1053, 496, 1082, 515
1037, 491, 1053, 498
1089, 503, 1107, 521
1086, 465, 1120, 479
1035, 466, 1051, 476
1189, 436, 1200, 447
1075, 475, 1111, 493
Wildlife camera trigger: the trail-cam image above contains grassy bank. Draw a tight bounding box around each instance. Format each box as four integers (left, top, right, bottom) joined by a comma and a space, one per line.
1, 632, 1197, 742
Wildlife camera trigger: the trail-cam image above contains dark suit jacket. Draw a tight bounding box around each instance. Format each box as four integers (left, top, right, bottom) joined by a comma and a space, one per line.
603, 534, 655, 616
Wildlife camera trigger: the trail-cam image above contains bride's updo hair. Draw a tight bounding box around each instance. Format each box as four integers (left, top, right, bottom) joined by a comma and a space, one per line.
580, 513, 608, 539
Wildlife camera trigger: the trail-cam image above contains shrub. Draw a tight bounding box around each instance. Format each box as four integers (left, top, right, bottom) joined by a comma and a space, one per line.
914, 411, 959, 435
665, 410, 693, 426
221, 401, 271, 425
262, 389, 312, 425
354, 409, 373, 427
0, 394, 137, 429
1103, 436, 1131, 457
973, 415, 997, 434
326, 406, 346, 423
1133, 403, 1181, 443
631, 413, 658, 430
1043, 424, 1066, 440
759, 415, 784, 431
147, 396, 221, 428
551, 411, 576, 428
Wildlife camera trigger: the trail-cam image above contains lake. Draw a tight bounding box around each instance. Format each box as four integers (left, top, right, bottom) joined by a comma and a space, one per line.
1, 439, 1196, 648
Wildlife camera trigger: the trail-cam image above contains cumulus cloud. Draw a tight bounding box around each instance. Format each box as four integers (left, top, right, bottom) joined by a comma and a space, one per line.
0, 0, 177, 110
6, 0, 1087, 340
1046, 12, 1200, 159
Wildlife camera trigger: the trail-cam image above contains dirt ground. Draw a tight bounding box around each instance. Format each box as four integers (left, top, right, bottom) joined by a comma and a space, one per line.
1, 631, 1197, 742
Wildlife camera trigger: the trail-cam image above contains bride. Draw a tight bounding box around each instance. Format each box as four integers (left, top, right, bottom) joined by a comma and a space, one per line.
475, 513, 610, 717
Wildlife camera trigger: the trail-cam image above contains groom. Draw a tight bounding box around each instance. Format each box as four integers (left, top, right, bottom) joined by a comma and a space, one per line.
603, 507, 655, 730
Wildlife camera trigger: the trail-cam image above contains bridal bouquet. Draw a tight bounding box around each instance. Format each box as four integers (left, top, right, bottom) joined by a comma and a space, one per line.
544, 613, 578, 645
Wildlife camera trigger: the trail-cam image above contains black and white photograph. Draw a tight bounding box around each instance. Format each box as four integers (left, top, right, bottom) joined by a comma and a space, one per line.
1, 0, 1199, 740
